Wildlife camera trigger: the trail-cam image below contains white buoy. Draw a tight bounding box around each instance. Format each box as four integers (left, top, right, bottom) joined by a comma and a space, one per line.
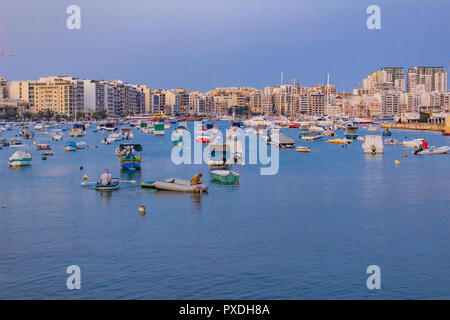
138, 205, 146, 215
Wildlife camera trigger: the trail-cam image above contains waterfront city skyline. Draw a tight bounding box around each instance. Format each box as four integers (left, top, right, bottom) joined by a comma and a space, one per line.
1, 0, 449, 92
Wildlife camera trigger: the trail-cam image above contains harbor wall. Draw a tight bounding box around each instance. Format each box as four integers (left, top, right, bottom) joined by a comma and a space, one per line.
381, 122, 445, 132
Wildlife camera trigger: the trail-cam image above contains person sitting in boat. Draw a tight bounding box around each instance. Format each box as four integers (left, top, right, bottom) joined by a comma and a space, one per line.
99, 169, 112, 185
190, 173, 203, 185
422, 140, 429, 149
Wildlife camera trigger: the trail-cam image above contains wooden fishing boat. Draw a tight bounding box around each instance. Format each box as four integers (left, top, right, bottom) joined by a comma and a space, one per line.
9, 149, 32, 167
118, 144, 142, 170
210, 170, 240, 184
64, 141, 77, 151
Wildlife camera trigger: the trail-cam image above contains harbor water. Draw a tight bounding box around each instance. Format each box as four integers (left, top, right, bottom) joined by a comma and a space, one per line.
0, 123, 449, 299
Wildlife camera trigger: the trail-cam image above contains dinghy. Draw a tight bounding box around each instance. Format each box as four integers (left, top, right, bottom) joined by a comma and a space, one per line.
150, 178, 208, 192
402, 138, 424, 149
413, 146, 450, 155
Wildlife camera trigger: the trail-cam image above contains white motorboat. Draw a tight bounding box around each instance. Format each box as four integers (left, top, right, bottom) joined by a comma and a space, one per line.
362, 135, 384, 154
76, 141, 87, 149
402, 138, 424, 149
106, 133, 122, 143
52, 130, 63, 141
120, 127, 134, 140
301, 131, 324, 141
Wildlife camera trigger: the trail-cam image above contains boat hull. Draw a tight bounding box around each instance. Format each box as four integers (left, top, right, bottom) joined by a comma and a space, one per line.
210, 170, 240, 184
95, 179, 120, 191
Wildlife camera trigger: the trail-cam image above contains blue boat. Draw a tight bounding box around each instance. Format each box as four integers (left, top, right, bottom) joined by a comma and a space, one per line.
64, 141, 77, 151
118, 144, 142, 170
382, 129, 392, 136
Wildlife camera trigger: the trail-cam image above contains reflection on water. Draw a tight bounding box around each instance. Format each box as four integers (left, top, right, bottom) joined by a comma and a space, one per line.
99, 190, 113, 203
191, 192, 202, 214
120, 169, 142, 181
0, 123, 449, 299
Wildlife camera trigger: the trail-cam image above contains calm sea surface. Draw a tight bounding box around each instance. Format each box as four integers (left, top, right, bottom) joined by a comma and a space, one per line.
0, 122, 449, 299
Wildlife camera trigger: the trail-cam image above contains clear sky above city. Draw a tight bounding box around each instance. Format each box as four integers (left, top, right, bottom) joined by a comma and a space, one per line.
0, 0, 449, 92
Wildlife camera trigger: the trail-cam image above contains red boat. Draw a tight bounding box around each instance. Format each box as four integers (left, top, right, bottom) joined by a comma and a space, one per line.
442, 131, 450, 136
288, 124, 299, 128
195, 136, 212, 143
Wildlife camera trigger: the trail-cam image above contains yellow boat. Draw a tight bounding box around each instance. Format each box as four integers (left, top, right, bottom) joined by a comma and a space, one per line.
328, 138, 353, 144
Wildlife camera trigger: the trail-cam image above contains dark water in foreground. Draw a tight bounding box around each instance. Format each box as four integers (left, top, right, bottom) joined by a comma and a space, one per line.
0, 123, 449, 299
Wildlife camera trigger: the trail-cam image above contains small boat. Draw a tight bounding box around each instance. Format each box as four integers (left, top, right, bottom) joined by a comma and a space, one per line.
150, 178, 208, 192
328, 138, 353, 144
64, 141, 77, 151
9, 149, 32, 167
20, 129, 34, 139
37, 144, 51, 150
52, 130, 63, 141
120, 127, 134, 140
413, 146, 450, 155
402, 138, 424, 149
382, 129, 392, 136
106, 133, 122, 143
76, 141, 87, 149
210, 170, 240, 184
95, 178, 120, 191
196, 135, 212, 143
384, 138, 400, 145
344, 127, 359, 139
362, 135, 384, 154
118, 144, 142, 170
267, 133, 295, 148
41, 151, 53, 156
70, 124, 86, 137
9, 138, 23, 146
154, 123, 165, 135
323, 129, 336, 137
367, 125, 378, 131
298, 126, 309, 138
301, 131, 323, 141
296, 146, 311, 152
442, 132, 450, 136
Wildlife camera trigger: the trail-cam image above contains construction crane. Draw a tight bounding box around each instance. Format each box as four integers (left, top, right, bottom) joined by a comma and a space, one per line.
0, 52, 13, 56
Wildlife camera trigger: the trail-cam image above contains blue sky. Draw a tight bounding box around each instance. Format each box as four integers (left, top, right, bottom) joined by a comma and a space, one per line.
0, 0, 449, 92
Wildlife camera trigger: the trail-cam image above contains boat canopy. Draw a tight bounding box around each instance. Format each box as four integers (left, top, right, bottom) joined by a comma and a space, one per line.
73, 124, 86, 130
118, 144, 142, 152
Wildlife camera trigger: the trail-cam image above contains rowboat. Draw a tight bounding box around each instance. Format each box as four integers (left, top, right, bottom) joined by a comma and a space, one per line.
41, 151, 53, 156
328, 138, 353, 144
95, 178, 120, 191
296, 146, 311, 152
150, 178, 208, 192
210, 170, 240, 184
64, 141, 77, 151
402, 138, 424, 149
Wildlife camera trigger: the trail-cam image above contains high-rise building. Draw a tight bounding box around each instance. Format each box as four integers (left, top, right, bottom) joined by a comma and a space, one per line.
407, 66, 447, 92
